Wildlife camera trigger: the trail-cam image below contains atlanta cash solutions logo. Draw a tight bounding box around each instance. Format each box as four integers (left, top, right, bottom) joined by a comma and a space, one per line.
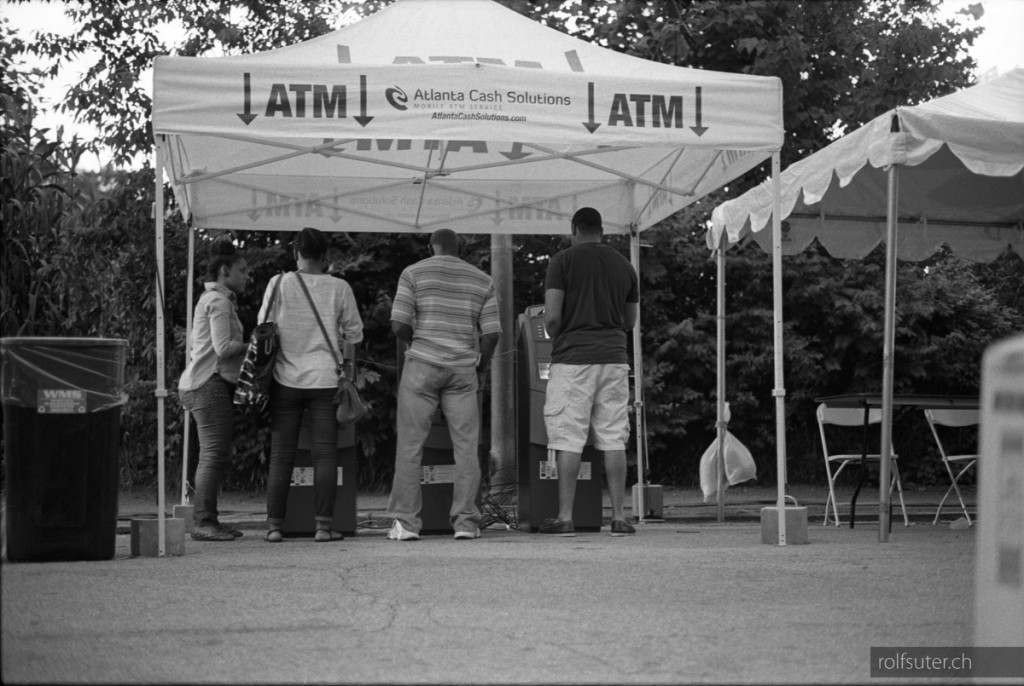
385, 85, 570, 112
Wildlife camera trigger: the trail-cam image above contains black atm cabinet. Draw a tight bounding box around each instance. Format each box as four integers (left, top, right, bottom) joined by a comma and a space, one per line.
421, 406, 458, 535
282, 418, 358, 536
516, 305, 604, 532
397, 342, 484, 535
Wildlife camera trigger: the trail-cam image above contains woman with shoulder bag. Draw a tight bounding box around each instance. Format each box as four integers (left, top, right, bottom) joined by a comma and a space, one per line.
178, 239, 250, 542
260, 227, 364, 543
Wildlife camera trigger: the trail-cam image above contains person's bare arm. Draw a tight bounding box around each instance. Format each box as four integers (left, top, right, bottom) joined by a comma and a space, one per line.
391, 320, 413, 345
543, 288, 565, 338
478, 332, 500, 371
624, 302, 639, 331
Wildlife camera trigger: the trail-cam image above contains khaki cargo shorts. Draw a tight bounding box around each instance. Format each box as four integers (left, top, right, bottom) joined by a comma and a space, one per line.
543, 363, 630, 454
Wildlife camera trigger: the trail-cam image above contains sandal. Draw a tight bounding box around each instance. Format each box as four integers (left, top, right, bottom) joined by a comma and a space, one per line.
265, 529, 283, 543
314, 528, 344, 542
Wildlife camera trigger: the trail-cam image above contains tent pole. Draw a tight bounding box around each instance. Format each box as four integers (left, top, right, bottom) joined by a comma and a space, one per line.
489, 233, 516, 492
879, 164, 899, 542
181, 226, 195, 506
155, 136, 167, 557
716, 241, 726, 523
771, 151, 787, 546
630, 228, 646, 522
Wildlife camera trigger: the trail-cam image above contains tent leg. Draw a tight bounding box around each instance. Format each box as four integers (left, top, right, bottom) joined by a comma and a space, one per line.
879, 164, 899, 542
155, 137, 167, 557
490, 233, 516, 489
630, 230, 646, 522
771, 152, 787, 545
716, 243, 726, 523
181, 226, 195, 506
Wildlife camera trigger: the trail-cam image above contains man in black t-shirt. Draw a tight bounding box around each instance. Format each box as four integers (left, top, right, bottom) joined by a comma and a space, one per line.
540, 207, 639, 537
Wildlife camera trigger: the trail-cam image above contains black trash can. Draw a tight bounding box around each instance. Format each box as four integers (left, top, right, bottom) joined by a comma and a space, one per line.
2, 337, 128, 562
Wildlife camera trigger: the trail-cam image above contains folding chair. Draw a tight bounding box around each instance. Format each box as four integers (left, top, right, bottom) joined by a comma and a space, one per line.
924, 408, 979, 525
817, 403, 908, 527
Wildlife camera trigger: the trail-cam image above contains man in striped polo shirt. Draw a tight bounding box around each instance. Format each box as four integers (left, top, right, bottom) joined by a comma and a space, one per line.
387, 229, 501, 541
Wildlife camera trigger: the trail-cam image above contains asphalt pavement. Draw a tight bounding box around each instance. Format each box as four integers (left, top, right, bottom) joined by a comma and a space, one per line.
1, 485, 978, 684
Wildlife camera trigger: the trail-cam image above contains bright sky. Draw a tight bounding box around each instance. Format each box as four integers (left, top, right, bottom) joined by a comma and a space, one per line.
938, 0, 1024, 78
3, 0, 1022, 169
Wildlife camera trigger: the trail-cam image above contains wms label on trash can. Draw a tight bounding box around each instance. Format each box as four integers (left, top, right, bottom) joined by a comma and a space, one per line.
290, 467, 344, 486
37, 389, 86, 414
421, 465, 454, 484
540, 462, 591, 480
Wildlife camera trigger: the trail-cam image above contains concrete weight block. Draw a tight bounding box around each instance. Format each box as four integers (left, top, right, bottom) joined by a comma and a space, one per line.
130, 517, 186, 557
632, 484, 664, 519
172, 505, 194, 533
761, 506, 809, 545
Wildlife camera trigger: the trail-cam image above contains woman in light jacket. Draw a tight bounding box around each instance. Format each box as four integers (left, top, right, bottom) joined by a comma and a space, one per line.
260, 227, 364, 542
178, 239, 249, 542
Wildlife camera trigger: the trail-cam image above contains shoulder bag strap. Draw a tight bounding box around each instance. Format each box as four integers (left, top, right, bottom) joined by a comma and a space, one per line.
294, 272, 342, 368
260, 272, 285, 325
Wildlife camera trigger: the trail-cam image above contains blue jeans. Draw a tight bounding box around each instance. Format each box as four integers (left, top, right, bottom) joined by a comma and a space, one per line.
180, 375, 235, 528
266, 383, 338, 525
387, 358, 481, 533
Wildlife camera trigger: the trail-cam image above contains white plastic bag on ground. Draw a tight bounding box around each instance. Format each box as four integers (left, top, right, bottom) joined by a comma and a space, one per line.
699, 430, 757, 502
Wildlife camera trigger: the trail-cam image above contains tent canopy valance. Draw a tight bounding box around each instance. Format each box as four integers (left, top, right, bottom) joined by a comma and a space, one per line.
152, 0, 783, 236
709, 68, 1024, 262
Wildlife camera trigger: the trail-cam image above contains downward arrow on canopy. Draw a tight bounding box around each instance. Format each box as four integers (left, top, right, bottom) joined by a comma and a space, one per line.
492, 191, 504, 225
247, 190, 260, 220
331, 193, 343, 223
582, 82, 600, 133
690, 86, 708, 136
500, 143, 532, 160
353, 75, 373, 127
237, 73, 257, 125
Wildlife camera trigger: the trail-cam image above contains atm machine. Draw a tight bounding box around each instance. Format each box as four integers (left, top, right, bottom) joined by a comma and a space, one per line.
282, 344, 359, 537
397, 341, 484, 535
516, 304, 604, 532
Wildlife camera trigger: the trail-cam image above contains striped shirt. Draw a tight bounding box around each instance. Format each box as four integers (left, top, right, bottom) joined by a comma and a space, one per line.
391, 255, 501, 371
258, 272, 364, 389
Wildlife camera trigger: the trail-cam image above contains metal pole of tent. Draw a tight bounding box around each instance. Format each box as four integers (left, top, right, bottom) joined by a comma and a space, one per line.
771, 152, 787, 545
155, 136, 167, 556
879, 164, 899, 542
630, 228, 646, 522
181, 226, 194, 506
490, 233, 516, 489
716, 242, 726, 522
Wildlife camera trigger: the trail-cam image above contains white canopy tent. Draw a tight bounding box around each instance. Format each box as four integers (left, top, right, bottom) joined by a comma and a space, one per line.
151, 0, 784, 554
710, 68, 1024, 541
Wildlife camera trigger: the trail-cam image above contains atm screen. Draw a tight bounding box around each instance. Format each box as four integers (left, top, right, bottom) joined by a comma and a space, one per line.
530, 309, 550, 378
521, 304, 553, 383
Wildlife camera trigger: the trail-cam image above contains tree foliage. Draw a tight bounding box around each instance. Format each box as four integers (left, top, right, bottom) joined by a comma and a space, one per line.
10, 1, 983, 168
4, 1, 1019, 494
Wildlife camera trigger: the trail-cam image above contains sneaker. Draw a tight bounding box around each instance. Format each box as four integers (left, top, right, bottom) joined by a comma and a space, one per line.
454, 529, 481, 540
610, 519, 636, 537
538, 519, 575, 537
191, 525, 235, 542
215, 523, 243, 538
387, 520, 420, 541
